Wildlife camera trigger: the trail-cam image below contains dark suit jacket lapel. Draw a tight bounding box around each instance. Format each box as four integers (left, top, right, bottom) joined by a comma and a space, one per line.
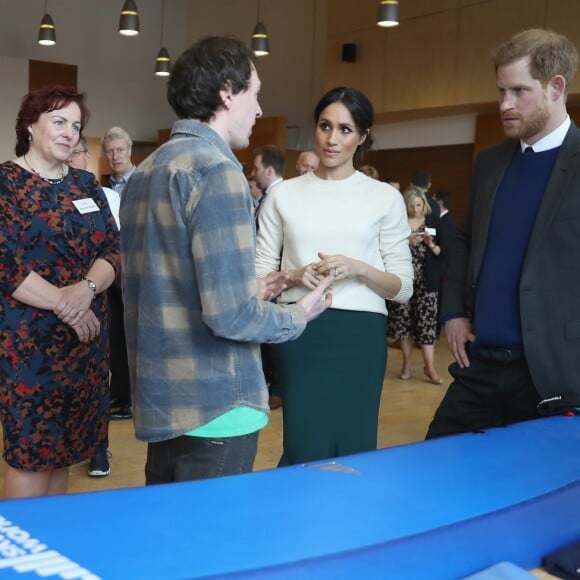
525, 123, 580, 260
472, 140, 518, 278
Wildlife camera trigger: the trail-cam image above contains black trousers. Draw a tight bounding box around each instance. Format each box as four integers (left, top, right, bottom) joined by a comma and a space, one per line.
145, 432, 259, 485
426, 348, 541, 439
108, 282, 131, 406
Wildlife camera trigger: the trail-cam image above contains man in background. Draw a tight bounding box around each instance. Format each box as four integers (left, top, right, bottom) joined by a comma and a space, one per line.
385, 177, 401, 191
102, 126, 136, 193
433, 189, 456, 337
247, 175, 265, 214
251, 144, 286, 410
101, 127, 133, 421
252, 144, 285, 201
295, 150, 319, 175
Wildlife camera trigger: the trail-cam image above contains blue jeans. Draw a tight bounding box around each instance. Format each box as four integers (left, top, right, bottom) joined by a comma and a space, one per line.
145, 432, 259, 485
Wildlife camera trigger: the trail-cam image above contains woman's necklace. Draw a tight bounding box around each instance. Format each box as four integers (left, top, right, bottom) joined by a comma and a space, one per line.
23, 154, 66, 185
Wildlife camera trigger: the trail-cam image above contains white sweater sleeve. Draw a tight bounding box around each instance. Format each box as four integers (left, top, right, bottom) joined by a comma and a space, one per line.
380, 193, 414, 303
255, 191, 283, 278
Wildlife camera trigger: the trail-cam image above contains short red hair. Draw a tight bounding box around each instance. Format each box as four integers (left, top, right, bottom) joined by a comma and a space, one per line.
15, 85, 89, 156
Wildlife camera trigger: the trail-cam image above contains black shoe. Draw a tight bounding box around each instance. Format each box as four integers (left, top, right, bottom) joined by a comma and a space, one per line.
110, 405, 132, 420
88, 450, 111, 477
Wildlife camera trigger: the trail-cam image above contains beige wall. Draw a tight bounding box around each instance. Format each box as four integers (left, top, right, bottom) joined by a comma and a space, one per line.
325, 0, 580, 120
186, 0, 328, 151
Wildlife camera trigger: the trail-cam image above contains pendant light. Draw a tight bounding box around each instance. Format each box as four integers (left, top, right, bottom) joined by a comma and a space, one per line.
155, 0, 171, 76
155, 48, 171, 77
377, 0, 400, 28
119, 0, 140, 37
38, 0, 56, 46
251, 0, 270, 57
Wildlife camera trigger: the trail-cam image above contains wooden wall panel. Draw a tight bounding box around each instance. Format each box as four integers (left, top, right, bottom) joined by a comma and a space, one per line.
364, 143, 474, 225
383, 10, 459, 112
325, 28, 385, 108
326, 0, 376, 36
235, 117, 287, 174
158, 128, 171, 144
546, 0, 580, 95
285, 150, 301, 178
401, 0, 461, 19
455, 0, 547, 105
325, 0, 580, 118
29, 60, 77, 91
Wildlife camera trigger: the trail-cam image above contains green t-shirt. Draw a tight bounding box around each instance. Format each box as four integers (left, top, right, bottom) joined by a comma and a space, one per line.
185, 407, 268, 438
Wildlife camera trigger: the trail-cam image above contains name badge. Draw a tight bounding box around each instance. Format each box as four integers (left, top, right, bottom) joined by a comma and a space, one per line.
72, 198, 100, 214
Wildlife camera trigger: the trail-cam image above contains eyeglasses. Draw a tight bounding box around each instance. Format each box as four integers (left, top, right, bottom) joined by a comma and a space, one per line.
70, 149, 88, 157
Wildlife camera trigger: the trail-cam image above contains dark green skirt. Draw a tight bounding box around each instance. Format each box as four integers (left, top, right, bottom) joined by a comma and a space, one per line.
271, 308, 387, 466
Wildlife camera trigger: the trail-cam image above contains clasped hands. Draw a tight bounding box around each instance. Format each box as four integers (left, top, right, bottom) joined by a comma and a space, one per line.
258, 265, 333, 321
294, 252, 359, 290
54, 281, 100, 344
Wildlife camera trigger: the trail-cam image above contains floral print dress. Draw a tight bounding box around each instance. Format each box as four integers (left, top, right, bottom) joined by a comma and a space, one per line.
0, 161, 119, 471
387, 237, 438, 345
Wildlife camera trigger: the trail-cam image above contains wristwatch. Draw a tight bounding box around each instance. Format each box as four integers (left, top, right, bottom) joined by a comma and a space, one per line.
83, 277, 97, 298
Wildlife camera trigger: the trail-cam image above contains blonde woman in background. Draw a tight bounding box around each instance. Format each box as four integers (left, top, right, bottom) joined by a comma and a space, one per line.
388, 186, 446, 384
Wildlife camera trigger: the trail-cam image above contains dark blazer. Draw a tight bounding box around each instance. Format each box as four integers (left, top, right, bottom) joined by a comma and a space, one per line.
424, 208, 448, 293
441, 123, 580, 411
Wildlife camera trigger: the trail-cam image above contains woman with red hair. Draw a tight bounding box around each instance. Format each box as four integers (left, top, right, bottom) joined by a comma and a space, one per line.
0, 86, 119, 497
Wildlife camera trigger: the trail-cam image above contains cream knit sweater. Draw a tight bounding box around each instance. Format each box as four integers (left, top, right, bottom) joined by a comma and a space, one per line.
255, 171, 413, 315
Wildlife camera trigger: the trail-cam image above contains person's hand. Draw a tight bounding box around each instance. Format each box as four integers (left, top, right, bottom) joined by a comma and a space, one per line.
289, 263, 324, 290
70, 309, 101, 343
296, 275, 333, 321
54, 281, 94, 325
422, 230, 433, 246
258, 271, 292, 301
444, 317, 475, 368
313, 252, 360, 281
409, 231, 424, 246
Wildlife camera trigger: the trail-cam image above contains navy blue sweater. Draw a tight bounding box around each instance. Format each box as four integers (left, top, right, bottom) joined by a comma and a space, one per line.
474, 146, 560, 348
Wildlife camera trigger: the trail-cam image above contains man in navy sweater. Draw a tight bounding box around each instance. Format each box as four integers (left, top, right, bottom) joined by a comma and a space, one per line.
427, 28, 580, 438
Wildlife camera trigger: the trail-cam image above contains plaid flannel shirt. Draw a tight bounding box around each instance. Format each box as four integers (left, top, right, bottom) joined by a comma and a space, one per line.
120, 120, 306, 442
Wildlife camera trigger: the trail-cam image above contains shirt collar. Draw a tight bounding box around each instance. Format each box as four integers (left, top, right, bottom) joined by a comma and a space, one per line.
170, 119, 243, 171
520, 115, 570, 153
266, 177, 283, 195
111, 165, 136, 185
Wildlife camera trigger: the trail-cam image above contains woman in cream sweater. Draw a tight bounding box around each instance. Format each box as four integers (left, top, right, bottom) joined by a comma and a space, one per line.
256, 87, 413, 466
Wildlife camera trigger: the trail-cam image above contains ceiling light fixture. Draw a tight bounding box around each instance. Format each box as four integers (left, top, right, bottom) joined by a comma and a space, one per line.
377, 0, 400, 28
155, 0, 171, 76
119, 0, 140, 37
251, 0, 270, 56
38, 0, 56, 46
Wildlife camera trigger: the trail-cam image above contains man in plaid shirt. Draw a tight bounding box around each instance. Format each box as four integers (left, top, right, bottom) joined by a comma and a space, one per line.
120, 36, 332, 485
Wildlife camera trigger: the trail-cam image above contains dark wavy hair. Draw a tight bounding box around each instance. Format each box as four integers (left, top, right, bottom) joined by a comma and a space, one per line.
313, 87, 374, 167
167, 36, 257, 121
15, 85, 89, 157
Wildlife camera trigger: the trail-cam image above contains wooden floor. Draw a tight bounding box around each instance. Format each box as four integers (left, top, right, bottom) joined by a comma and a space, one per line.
0, 339, 454, 494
